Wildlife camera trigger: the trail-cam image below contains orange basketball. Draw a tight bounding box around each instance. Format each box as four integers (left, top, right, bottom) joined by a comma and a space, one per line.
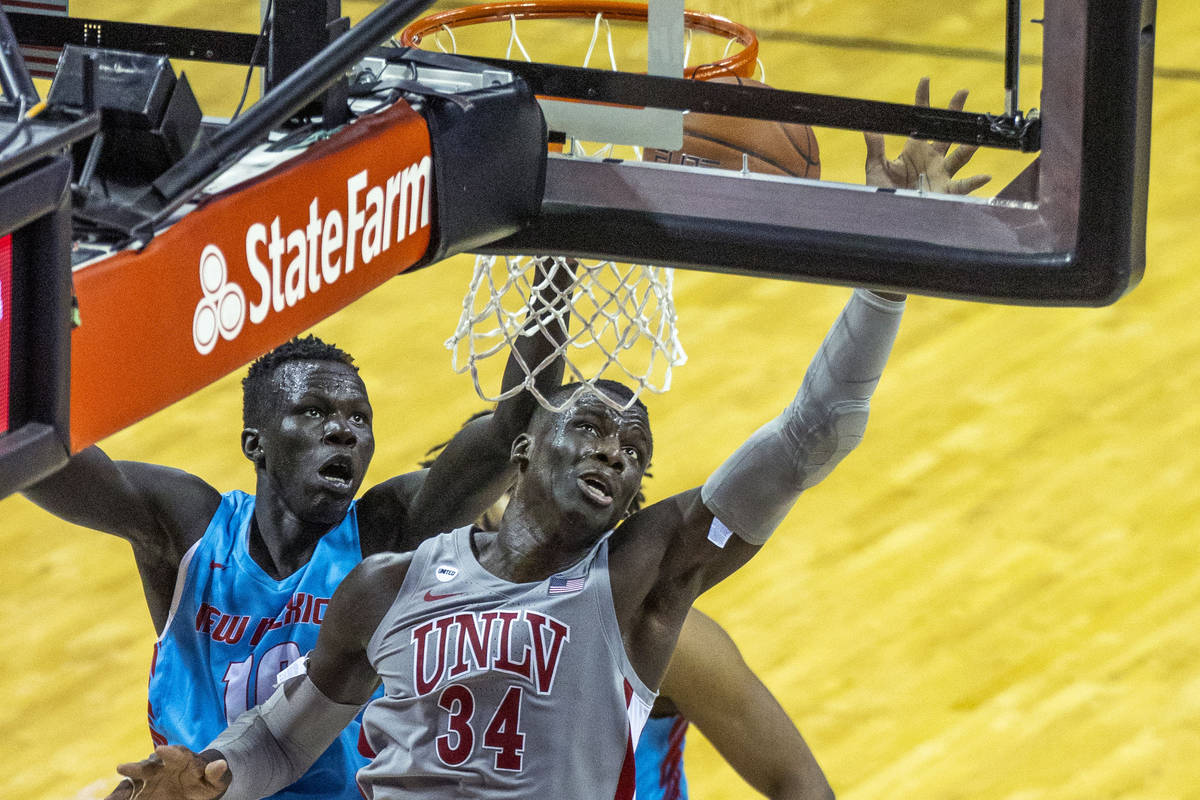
644, 76, 820, 179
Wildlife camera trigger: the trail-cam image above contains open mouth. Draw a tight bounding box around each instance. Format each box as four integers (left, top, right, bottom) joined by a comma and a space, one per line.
318, 457, 354, 488
577, 473, 614, 507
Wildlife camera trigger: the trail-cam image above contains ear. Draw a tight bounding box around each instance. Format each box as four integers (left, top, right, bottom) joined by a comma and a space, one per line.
241, 428, 264, 465
510, 433, 532, 469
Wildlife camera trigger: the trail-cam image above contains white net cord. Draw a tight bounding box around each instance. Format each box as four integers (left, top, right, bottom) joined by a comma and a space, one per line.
447, 255, 687, 412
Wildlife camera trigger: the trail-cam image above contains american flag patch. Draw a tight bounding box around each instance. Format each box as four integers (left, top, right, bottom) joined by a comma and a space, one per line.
548, 574, 586, 595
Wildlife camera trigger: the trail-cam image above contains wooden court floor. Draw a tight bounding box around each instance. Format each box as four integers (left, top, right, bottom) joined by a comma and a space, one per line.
3, 1, 1199, 797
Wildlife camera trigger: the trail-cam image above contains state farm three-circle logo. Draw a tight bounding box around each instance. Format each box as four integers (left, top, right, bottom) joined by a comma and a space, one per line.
192, 245, 246, 355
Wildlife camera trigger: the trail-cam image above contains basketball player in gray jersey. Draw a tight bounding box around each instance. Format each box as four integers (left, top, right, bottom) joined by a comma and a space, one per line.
103, 283, 905, 800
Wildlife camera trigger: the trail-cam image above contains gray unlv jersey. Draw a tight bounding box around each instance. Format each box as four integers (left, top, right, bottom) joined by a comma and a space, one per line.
357, 526, 657, 799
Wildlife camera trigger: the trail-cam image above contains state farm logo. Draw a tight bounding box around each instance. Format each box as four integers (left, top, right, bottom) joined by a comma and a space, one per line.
192, 245, 246, 355
191, 160, 431, 355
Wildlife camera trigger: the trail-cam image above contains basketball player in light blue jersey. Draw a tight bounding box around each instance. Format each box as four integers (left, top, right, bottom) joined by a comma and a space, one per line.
22, 266, 572, 800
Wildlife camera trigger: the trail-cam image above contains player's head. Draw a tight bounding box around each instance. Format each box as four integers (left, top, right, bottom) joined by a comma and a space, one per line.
240, 336, 375, 525
424, 404, 651, 531
512, 380, 652, 536
242, 335, 360, 428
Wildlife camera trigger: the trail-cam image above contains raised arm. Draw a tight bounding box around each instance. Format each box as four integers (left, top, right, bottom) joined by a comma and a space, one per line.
366, 258, 573, 552
612, 288, 904, 683
661, 609, 834, 800
20, 446, 220, 630
103, 552, 408, 800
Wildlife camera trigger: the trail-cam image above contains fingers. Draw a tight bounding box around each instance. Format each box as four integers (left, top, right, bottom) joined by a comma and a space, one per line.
111, 745, 226, 800
204, 758, 232, 788
955, 174, 992, 194
115, 749, 162, 779
913, 76, 930, 108
930, 88, 970, 155
943, 143, 978, 176
947, 88, 969, 113
863, 131, 886, 164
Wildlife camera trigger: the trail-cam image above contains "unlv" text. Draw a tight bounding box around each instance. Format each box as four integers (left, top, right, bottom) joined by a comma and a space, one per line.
411, 610, 571, 697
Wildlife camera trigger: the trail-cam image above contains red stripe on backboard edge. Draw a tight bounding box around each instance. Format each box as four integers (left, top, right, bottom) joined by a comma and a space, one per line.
0, 236, 11, 433
1, 1, 69, 13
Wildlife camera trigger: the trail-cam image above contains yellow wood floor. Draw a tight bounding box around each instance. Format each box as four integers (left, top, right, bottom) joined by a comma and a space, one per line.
3, 1, 1198, 797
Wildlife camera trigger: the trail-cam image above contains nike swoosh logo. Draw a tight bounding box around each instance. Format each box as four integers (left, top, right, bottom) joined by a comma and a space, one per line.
424, 590, 461, 602
209, 561, 226, 570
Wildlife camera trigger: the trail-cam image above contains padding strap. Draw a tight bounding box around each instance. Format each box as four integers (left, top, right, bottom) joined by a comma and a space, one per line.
211, 671, 364, 800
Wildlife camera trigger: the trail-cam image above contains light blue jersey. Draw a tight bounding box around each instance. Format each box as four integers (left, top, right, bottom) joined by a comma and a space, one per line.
147, 490, 374, 800
635, 713, 689, 800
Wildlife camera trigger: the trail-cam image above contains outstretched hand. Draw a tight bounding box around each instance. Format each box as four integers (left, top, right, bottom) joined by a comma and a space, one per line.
103, 746, 231, 800
864, 77, 991, 195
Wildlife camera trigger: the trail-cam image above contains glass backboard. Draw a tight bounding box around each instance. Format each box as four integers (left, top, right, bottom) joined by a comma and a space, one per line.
401, 0, 1154, 306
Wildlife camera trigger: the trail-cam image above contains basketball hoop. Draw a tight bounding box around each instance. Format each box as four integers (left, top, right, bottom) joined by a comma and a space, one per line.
447, 255, 686, 413
405, 2, 755, 411
398, 0, 760, 82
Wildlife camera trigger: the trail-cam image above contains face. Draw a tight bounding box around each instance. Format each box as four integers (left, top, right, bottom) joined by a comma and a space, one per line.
515, 389, 652, 535
243, 359, 375, 527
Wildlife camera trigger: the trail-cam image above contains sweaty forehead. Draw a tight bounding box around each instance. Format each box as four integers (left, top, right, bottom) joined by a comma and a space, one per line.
568, 391, 651, 433
273, 360, 366, 400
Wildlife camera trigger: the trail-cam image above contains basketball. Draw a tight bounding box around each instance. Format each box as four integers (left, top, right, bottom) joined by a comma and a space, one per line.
644, 76, 820, 179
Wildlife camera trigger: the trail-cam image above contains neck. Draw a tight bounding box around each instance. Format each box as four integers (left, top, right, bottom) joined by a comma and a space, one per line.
478, 504, 600, 583
251, 486, 336, 580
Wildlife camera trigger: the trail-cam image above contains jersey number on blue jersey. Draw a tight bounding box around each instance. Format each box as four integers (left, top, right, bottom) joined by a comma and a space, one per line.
222, 641, 302, 721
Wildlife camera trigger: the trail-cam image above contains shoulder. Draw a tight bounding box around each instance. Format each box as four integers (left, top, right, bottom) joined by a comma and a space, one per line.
608, 488, 707, 570
355, 550, 416, 585
325, 551, 416, 649
354, 470, 428, 554
341, 551, 419, 613
125, 461, 223, 525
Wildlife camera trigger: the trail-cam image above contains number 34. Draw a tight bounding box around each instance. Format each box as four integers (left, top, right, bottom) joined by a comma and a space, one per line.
436, 683, 526, 772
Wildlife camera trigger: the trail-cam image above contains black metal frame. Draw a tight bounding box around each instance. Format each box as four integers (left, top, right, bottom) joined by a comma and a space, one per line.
7, 13, 263, 67
484, 0, 1155, 306
0, 4, 96, 498
0, 146, 76, 499
1, 0, 1157, 311
471, 58, 1041, 152
6, 8, 1041, 151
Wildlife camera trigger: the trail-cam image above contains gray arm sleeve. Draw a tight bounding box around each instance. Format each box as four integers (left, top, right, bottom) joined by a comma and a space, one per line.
208, 669, 365, 800
701, 289, 904, 545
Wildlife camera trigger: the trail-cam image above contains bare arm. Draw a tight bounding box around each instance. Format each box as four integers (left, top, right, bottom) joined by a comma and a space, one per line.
662, 610, 833, 800
363, 259, 573, 553
21, 445, 221, 630
103, 553, 409, 800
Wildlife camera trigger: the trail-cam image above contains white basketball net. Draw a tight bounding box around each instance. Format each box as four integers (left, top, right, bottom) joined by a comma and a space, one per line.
447, 255, 687, 412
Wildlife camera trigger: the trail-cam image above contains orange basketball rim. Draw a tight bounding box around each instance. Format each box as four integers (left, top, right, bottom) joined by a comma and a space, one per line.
399, 0, 759, 82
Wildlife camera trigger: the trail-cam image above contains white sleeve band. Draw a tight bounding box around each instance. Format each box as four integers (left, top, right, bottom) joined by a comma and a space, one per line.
210, 671, 365, 800
701, 289, 904, 545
